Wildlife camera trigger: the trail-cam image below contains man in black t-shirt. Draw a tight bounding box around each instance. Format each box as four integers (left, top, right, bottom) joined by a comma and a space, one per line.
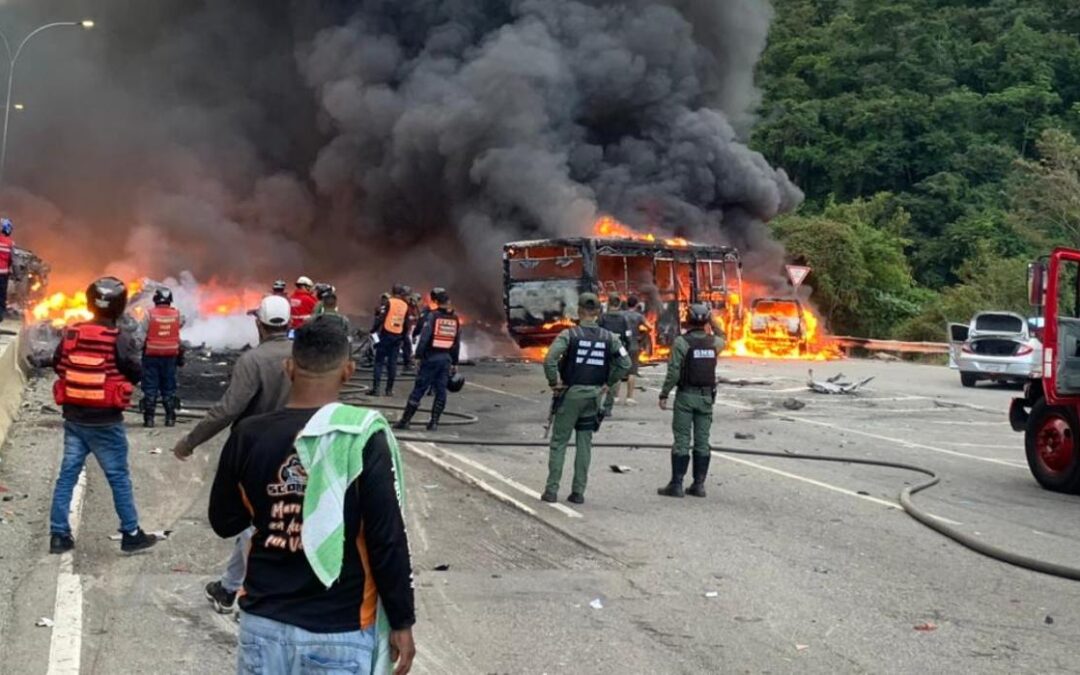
209, 316, 416, 674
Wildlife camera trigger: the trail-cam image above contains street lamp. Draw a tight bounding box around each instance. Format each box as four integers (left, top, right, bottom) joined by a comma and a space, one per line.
0, 20, 94, 183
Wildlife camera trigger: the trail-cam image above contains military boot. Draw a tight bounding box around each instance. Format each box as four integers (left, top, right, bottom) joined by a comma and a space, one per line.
426, 400, 446, 431
394, 402, 419, 430
657, 454, 690, 498
163, 397, 178, 428
686, 454, 712, 498
142, 398, 157, 428
369, 379, 382, 397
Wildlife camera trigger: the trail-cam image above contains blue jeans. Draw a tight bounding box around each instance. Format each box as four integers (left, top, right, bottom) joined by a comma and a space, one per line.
221, 526, 254, 593
408, 357, 450, 408
141, 355, 178, 403
374, 334, 402, 391
50, 421, 139, 535
238, 612, 376, 675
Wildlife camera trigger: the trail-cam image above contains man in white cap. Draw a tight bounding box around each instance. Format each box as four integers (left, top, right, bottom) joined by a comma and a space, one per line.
172, 295, 294, 613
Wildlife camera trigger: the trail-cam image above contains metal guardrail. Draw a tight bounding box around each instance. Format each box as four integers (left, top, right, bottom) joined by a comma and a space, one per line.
832, 337, 950, 355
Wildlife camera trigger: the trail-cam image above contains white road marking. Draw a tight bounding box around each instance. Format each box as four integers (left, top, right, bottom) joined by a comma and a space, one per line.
48, 469, 85, 675
427, 443, 582, 519
939, 442, 1018, 449
710, 395, 1027, 469
405, 442, 539, 516
715, 452, 901, 510
465, 381, 542, 403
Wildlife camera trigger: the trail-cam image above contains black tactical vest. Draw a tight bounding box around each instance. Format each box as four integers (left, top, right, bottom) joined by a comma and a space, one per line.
679, 333, 718, 388
598, 311, 631, 346
559, 326, 613, 386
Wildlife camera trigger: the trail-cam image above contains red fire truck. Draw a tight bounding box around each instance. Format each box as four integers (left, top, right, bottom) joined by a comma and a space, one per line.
1010, 248, 1080, 493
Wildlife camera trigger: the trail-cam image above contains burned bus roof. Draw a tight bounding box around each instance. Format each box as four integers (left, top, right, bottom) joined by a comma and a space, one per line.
504, 237, 740, 259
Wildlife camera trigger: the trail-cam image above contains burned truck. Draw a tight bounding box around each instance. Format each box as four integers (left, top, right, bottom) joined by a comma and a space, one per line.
503, 237, 742, 352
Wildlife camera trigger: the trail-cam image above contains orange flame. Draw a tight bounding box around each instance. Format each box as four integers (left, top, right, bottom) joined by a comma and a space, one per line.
722, 287, 840, 361
593, 215, 690, 247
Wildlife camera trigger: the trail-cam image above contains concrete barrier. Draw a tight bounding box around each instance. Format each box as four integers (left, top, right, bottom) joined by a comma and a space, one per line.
0, 320, 27, 454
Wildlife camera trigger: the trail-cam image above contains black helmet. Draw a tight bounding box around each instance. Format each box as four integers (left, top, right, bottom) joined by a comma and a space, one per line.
152, 287, 173, 306
687, 303, 711, 327
314, 283, 333, 300
87, 276, 128, 321
391, 283, 408, 296
430, 287, 450, 304
448, 372, 465, 393
272, 279, 287, 293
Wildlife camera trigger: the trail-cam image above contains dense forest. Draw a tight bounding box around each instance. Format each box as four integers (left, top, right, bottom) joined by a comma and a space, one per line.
754, 0, 1080, 339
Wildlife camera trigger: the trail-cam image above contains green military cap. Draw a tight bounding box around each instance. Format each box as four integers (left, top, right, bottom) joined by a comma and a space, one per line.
578, 292, 601, 311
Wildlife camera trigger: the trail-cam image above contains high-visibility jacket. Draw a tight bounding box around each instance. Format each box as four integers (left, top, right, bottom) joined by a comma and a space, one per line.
430, 312, 460, 351
0, 234, 12, 275
289, 290, 318, 329
145, 306, 182, 357
53, 323, 134, 409
382, 297, 408, 335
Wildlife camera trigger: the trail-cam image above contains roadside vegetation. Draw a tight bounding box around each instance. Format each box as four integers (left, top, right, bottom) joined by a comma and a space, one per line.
755, 0, 1080, 339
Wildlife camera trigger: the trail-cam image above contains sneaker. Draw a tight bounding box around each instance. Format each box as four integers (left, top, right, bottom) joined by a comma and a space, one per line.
49, 533, 75, 555
540, 490, 558, 503
204, 580, 237, 614
625, 398, 638, 406
120, 528, 158, 554
385, 389, 395, 397
567, 493, 585, 505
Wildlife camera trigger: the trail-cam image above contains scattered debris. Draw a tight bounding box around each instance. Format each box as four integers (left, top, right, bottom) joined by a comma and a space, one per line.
872, 352, 900, 362
781, 398, 806, 411
148, 448, 163, 455
807, 370, 874, 395
795, 644, 809, 652
2, 494, 27, 502
0, 484, 7, 493
35, 617, 55, 628
914, 622, 938, 632
1045, 615, 1054, 625
609, 465, 634, 474
717, 377, 772, 387
171, 564, 191, 574
734, 432, 756, 441
589, 598, 604, 610
422, 484, 440, 489
704, 591, 719, 598
433, 564, 451, 572
856, 491, 870, 496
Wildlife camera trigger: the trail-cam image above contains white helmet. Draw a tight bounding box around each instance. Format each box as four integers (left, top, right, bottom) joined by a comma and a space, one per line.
296, 276, 313, 288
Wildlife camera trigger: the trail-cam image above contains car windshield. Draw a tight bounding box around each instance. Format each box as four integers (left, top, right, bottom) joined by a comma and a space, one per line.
974, 314, 1024, 334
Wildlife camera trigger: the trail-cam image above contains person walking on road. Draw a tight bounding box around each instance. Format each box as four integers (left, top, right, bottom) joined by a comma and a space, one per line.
48, 277, 158, 554
395, 287, 460, 432
0, 218, 14, 322
140, 287, 184, 428
172, 295, 293, 614
658, 303, 726, 498
542, 293, 631, 504
620, 295, 647, 405
209, 316, 416, 675
371, 284, 412, 397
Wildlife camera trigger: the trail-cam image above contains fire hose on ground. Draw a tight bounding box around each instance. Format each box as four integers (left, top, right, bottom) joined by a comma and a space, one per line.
44, 376, 1080, 582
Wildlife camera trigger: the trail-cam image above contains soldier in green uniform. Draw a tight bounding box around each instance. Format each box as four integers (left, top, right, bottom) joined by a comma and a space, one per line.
658, 303, 726, 498
543, 293, 632, 504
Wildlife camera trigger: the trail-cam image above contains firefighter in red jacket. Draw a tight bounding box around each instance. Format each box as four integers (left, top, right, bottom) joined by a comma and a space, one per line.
289, 276, 318, 329
141, 287, 184, 428
49, 277, 158, 555
0, 218, 13, 322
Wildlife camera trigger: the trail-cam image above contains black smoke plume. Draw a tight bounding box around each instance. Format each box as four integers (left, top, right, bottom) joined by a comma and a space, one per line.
1, 0, 801, 316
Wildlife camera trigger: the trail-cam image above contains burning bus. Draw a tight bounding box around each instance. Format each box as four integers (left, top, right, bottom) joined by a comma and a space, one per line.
502, 235, 743, 355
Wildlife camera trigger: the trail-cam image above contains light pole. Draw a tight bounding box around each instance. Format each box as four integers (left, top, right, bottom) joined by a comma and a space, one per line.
0, 19, 94, 183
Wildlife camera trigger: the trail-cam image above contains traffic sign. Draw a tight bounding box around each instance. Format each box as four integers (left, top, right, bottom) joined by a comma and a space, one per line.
786, 265, 811, 290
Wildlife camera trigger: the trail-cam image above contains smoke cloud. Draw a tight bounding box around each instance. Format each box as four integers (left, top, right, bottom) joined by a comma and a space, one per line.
1, 0, 801, 318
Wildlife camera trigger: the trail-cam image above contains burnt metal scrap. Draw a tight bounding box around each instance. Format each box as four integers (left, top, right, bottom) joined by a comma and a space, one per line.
807, 370, 874, 395
7, 247, 50, 313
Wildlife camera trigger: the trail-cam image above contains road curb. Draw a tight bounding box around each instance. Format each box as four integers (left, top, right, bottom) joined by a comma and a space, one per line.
0, 320, 28, 457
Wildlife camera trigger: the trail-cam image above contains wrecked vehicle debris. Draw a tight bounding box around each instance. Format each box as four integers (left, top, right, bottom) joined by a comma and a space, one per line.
807, 370, 874, 395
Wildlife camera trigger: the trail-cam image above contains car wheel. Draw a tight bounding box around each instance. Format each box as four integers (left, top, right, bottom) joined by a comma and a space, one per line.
1025, 400, 1080, 494
960, 372, 978, 388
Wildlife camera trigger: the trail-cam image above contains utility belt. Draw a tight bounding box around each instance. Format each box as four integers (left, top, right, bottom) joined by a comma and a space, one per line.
678, 385, 717, 402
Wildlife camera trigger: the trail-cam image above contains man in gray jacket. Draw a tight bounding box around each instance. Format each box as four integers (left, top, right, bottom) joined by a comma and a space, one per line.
172, 295, 293, 613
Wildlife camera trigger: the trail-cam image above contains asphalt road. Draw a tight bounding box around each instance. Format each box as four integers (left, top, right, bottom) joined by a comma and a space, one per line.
1, 355, 1078, 674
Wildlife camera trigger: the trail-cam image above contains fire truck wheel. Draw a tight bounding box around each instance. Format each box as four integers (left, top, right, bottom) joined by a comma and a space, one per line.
1025, 400, 1080, 494
960, 372, 979, 388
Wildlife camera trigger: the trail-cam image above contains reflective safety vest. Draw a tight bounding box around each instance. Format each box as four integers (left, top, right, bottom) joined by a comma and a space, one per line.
430, 311, 460, 351
0, 234, 12, 275
145, 306, 181, 357
53, 323, 134, 409
382, 297, 408, 335
679, 333, 718, 388
559, 326, 613, 386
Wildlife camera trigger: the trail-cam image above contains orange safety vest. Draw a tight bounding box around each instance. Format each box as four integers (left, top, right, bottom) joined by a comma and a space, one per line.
145, 306, 182, 357
431, 315, 459, 350
382, 297, 408, 335
53, 324, 134, 409
0, 234, 12, 275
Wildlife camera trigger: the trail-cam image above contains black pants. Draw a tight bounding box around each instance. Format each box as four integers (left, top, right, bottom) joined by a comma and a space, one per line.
374, 334, 403, 390
0, 273, 8, 321
407, 357, 451, 408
